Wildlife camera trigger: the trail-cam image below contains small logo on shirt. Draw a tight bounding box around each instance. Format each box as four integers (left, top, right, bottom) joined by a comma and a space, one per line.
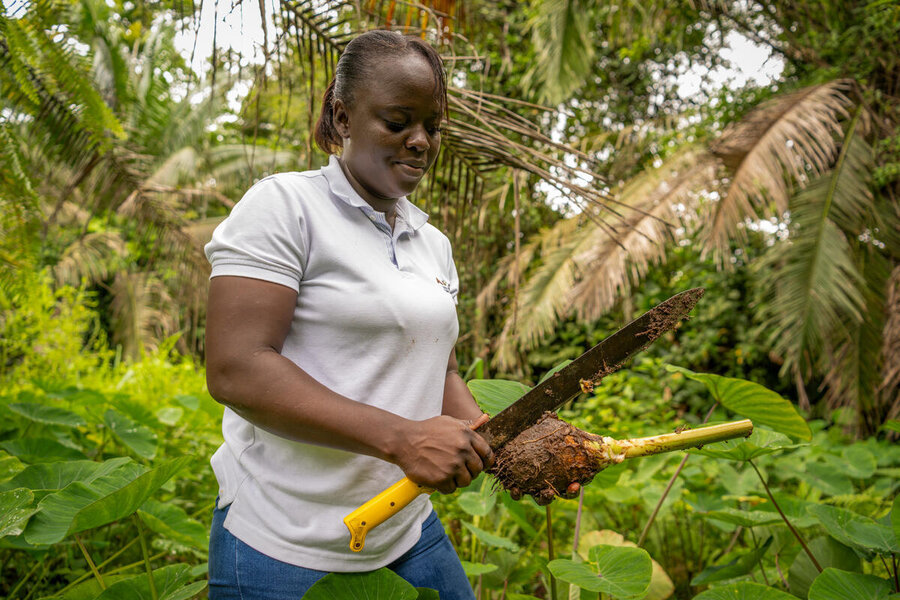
435, 277, 453, 294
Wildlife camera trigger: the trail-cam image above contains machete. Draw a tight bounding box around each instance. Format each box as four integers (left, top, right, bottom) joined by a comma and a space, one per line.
344, 287, 704, 551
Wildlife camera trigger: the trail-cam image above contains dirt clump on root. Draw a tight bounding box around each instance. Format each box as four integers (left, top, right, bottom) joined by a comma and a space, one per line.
488, 413, 607, 505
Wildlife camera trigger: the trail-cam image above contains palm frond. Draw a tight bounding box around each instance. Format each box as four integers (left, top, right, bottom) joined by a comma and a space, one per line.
107, 271, 178, 361
707, 79, 855, 252
521, 0, 595, 105
488, 146, 715, 369
755, 107, 871, 386
52, 231, 127, 287
880, 264, 900, 422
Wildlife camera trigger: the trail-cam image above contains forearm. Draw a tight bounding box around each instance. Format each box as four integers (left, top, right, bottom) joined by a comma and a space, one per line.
207, 348, 408, 464
441, 368, 484, 421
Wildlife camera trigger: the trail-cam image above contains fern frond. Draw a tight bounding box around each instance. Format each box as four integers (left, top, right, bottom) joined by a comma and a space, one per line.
707, 79, 855, 251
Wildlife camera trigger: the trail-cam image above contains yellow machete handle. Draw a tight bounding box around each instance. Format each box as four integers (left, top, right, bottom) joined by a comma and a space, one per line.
344, 413, 490, 552
344, 477, 432, 551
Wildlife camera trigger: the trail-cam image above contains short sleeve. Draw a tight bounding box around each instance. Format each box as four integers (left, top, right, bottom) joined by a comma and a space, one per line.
204, 175, 308, 291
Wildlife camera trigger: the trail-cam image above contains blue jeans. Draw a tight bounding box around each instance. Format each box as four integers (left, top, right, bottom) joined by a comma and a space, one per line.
208, 503, 475, 599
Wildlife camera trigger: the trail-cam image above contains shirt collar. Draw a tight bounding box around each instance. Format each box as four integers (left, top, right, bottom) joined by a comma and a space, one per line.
321, 155, 430, 233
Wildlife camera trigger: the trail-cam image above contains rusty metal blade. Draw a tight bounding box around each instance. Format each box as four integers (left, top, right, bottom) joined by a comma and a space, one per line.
476, 288, 704, 449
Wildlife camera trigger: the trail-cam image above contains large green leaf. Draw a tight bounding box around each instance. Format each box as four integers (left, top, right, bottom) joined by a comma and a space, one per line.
689, 429, 803, 461
462, 521, 521, 552
691, 537, 773, 586
807, 504, 900, 558
7, 403, 85, 428
0, 488, 36, 538
808, 568, 893, 600
704, 508, 783, 528
788, 536, 861, 599
0, 437, 87, 463
837, 445, 877, 479
457, 481, 497, 517
138, 498, 208, 551
576, 530, 673, 600
95, 564, 205, 600
549, 545, 652, 597
104, 409, 158, 459
2, 457, 133, 497
460, 560, 498, 576
303, 568, 420, 600
667, 366, 811, 440
467, 379, 529, 416
25, 456, 190, 545
799, 462, 854, 496
692, 582, 798, 599
892, 495, 900, 546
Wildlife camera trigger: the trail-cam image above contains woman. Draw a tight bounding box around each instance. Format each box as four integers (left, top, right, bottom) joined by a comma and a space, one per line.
204, 30, 492, 599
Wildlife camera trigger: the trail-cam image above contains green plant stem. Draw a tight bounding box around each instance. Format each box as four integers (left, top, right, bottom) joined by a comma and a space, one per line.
748, 528, 771, 586
546, 505, 557, 600
571, 486, 584, 558
55, 537, 141, 595
134, 514, 158, 600
75, 534, 106, 590
892, 556, 898, 592
21, 561, 49, 600
638, 403, 718, 546
748, 459, 822, 573
7, 559, 42, 600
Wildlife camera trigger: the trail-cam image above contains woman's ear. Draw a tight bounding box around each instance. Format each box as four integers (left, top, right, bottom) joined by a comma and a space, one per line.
332, 99, 351, 139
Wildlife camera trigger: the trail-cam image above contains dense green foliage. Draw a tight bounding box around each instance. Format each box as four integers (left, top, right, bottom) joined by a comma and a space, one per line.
2, 0, 899, 598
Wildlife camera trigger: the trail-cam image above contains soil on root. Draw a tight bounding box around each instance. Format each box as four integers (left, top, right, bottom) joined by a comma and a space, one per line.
488, 412, 605, 505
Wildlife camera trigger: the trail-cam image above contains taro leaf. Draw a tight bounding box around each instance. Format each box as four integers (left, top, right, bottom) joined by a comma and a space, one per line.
416, 588, 441, 600
538, 360, 572, 384
8, 403, 85, 428
461, 560, 498, 576
838, 446, 877, 479
467, 379, 529, 416
155, 407, 184, 427
757, 493, 819, 528
692, 581, 798, 599
2, 457, 133, 497
576, 530, 673, 600
138, 498, 208, 551
788, 536, 861, 599
94, 563, 205, 600
667, 366, 811, 440
0, 488, 36, 538
462, 521, 521, 552
0, 437, 87, 463
807, 504, 900, 558
550, 545, 652, 597
893, 495, 899, 546
457, 488, 496, 517
104, 410, 157, 459
500, 492, 538, 537
808, 568, 893, 600
688, 429, 802, 461
304, 568, 419, 600
55, 575, 137, 599
0, 454, 24, 482
25, 456, 189, 545
690, 537, 773, 586
705, 508, 783, 528
800, 462, 854, 497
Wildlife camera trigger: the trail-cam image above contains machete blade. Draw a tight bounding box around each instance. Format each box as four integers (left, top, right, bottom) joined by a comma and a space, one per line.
476, 287, 704, 449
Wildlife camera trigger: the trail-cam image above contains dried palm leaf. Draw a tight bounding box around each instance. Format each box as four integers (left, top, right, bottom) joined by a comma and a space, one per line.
880, 264, 900, 422
107, 271, 178, 361
707, 79, 855, 252
52, 231, 127, 287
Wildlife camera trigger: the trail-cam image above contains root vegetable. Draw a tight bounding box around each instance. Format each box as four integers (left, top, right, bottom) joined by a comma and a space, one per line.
488, 413, 752, 505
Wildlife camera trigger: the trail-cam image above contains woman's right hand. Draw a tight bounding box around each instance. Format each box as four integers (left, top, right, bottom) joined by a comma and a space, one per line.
389, 415, 494, 494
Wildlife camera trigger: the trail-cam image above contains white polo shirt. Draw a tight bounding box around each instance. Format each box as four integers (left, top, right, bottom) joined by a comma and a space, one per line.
204, 155, 460, 571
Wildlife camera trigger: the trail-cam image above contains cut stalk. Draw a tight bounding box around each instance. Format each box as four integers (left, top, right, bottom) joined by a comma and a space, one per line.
587, 420, 753, 465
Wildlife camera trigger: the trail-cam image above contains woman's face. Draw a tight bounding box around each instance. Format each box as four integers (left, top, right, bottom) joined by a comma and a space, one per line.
333, 53, 443, 206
